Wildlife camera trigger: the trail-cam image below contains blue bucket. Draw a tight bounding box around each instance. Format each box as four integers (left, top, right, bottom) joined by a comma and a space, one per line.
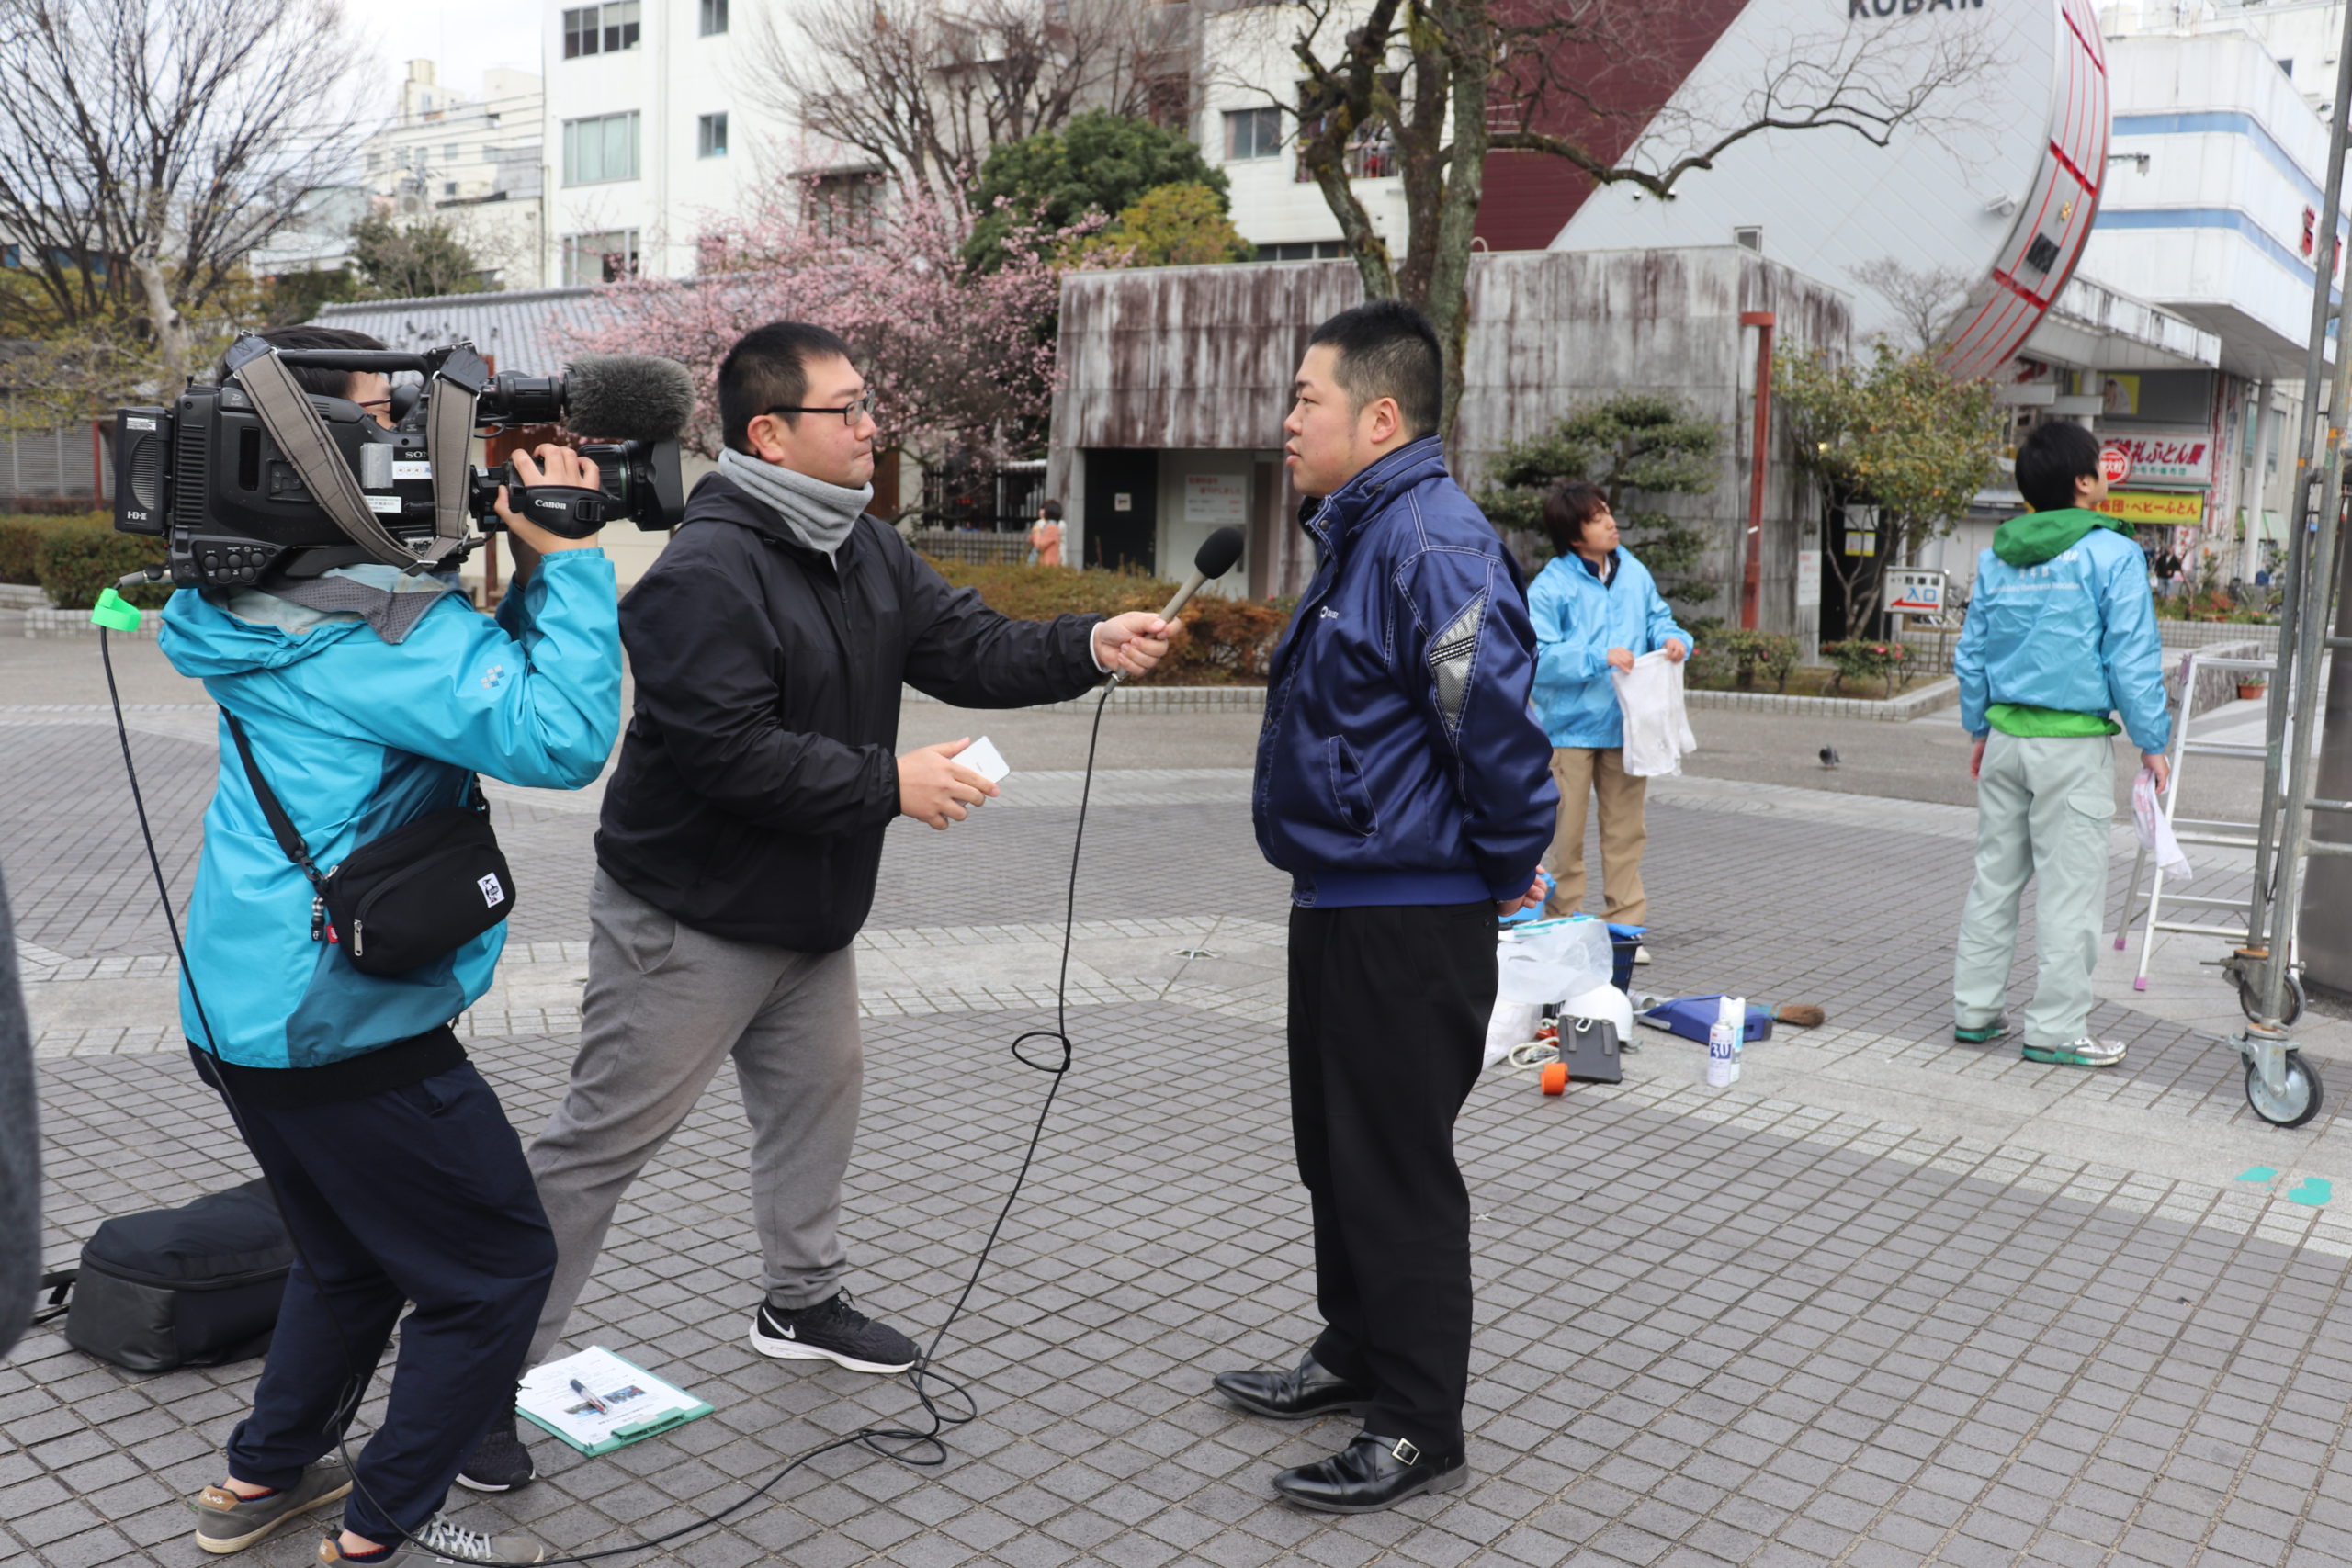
1605, 924, 1645, 991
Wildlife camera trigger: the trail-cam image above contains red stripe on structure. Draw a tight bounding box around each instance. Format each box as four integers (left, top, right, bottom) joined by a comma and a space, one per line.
2062, 0, 2105, 73
2048, 140, 2094, 194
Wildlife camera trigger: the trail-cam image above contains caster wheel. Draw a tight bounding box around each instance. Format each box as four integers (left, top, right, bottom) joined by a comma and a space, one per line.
1540, 1062, 1568, 1096
2245, 1054, 2324, 1129
2237, 972, 2306, 1028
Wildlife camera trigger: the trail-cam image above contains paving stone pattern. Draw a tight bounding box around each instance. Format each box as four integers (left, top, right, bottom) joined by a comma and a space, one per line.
8, 715, 2352, 1565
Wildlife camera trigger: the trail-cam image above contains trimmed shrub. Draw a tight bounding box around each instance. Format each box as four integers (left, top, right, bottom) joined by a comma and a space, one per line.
1822, 639, 1915, 698
34, 521, 171, 609
926, 559, 1290, 684
0, 513, 107, 589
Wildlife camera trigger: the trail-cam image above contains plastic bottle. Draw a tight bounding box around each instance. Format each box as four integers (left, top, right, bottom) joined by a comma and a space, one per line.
1705, 994, 1744, 1088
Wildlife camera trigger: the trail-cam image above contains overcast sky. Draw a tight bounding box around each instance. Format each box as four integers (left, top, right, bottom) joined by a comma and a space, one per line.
356, 0, 544, 107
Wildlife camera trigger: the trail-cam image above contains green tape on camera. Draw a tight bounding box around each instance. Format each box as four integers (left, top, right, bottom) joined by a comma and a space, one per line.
90, 589, 143, 632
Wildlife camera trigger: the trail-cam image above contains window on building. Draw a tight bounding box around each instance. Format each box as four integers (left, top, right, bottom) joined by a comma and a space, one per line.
804, 170, 883, 241
443, 181, 458, 197
1734, 225, 1763, 253
562, 2, 640, 59
562, 111, 641, 185
1295, 81, 1397, 183
365, 151, 381, 171
1224, 107, 1283, 162
699, 0, 728, 34
1252, 241, 1348, 263
698, 112, 729, 158
562, 230, 639, 286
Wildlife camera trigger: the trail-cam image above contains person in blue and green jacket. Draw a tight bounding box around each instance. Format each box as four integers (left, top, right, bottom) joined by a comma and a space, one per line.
1527, 480, 1692, 926
1951, 419, 2171, 1070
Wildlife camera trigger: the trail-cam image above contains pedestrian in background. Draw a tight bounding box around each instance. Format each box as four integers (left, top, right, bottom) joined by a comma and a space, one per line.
1952, 420, 2171, 1068
1527, 480, 1692, 927
1028, 499, 1065, 567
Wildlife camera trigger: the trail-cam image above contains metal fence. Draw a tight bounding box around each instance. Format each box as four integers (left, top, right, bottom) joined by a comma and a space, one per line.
907, 530, 1034, 566
916, 461, 1046, 534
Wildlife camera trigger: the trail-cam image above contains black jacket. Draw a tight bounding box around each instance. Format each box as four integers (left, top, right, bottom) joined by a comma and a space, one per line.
595, 472, 1103, 950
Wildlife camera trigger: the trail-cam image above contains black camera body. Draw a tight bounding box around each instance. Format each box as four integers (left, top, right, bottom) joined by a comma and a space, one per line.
114, 342, 691, 589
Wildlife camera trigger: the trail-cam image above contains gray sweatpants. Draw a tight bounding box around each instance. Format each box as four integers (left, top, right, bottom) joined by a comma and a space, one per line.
525, 870, 862, 1366
1952, 732, 2116, 1050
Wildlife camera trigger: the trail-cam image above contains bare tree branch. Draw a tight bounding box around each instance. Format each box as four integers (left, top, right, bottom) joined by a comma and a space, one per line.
741, 0, 1161, 198
0, 0, 372, 386
1849, 256, 1976, 354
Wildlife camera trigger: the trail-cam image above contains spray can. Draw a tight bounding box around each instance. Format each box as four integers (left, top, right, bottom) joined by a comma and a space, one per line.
1705, 995, 1744, 1088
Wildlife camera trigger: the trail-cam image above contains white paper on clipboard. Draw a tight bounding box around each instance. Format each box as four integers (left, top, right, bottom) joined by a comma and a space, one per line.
516, 1347, 703, 1451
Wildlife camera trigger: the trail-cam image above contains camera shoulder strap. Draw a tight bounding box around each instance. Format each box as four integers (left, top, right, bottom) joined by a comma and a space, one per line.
220, 710, 328, 892
424, 346, 488, 572
223, 338, 424, 571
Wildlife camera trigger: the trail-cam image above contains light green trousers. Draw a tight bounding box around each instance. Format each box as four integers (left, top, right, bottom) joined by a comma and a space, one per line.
1953, 731, 2118, 1049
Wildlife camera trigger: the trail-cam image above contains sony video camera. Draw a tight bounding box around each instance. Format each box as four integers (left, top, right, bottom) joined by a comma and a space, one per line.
111, 336, 697, 589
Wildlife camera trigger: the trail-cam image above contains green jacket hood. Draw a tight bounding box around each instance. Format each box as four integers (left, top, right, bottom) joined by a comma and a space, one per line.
1992, 506, 2132, 568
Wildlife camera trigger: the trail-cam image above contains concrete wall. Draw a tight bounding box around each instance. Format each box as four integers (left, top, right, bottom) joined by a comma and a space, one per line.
1047, 246, 1853, 627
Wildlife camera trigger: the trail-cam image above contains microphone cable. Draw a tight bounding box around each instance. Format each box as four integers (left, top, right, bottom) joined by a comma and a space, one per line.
102, 619, 1118, 1566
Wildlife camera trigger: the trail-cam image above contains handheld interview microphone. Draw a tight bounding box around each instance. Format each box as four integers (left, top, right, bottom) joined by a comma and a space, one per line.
1110, 525, 1246, 685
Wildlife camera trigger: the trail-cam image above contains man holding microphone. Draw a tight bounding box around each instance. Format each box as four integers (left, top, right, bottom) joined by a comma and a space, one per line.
1214, 301, 1555, 1513
466, 321, 1173, 1485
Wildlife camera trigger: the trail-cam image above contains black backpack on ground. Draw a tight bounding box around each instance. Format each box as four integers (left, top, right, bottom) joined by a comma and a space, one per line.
46, 1179, 291, 1371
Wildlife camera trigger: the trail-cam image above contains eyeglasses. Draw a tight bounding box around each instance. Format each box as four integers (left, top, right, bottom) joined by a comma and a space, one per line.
764, 394, 876, 427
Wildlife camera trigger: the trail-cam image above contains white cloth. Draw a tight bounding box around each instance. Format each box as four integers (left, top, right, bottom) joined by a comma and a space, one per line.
2132, 767, 2192, 881
1609, 649, 1698, 778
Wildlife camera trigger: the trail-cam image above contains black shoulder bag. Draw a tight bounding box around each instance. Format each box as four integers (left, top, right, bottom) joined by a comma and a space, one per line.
222, 712, 517, 976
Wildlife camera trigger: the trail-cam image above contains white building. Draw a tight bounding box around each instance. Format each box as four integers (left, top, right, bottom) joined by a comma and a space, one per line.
1197, 5, 1405, 261
538, 0, 783, 285
360, 62, 549, 291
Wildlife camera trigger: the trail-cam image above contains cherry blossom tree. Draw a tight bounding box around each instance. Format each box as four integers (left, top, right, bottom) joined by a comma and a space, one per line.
568, 183, 1087, 485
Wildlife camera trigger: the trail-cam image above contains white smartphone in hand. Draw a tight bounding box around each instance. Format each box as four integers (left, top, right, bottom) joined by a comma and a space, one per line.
961, 736, 1011, 785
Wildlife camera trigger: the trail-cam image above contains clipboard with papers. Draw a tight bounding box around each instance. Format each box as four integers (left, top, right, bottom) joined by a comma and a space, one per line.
515, 1347, 714, 1457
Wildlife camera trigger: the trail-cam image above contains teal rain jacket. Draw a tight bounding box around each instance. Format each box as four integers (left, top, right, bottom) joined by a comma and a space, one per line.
1528, 548, 1694, 749
1953, 526, 2172, 755
158, 553, 621, 1069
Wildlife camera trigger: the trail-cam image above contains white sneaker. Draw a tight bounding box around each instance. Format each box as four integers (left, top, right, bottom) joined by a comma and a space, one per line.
2021, 1038, 2125, 1068
1633, 945, 1652, 965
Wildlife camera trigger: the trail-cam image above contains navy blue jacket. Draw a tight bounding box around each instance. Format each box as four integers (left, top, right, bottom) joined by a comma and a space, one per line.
1253, 437, 1558, 908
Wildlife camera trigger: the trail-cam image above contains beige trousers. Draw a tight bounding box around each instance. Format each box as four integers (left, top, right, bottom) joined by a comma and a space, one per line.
1544, 747, 1650, 925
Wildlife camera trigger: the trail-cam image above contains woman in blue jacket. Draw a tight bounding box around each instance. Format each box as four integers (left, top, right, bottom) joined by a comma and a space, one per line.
1528, 481, 1692, 926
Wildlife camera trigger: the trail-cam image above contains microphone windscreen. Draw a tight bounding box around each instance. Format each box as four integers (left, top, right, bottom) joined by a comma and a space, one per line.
563, 355, 698, 442
1194, 525, 1246, 581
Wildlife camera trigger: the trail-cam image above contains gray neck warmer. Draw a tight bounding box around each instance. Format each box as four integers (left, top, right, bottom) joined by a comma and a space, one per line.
718, 447, 872, 557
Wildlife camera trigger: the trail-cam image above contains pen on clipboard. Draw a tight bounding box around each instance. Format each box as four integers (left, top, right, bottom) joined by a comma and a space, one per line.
569, 1378, 609, 1415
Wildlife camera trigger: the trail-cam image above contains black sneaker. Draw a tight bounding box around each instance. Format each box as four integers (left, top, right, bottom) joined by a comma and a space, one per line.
455, 1415, 536, 1493
749, 1291, 918, 1373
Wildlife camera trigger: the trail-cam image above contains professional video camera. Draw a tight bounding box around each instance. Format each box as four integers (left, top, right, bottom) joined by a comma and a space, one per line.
111, 334, 698, 589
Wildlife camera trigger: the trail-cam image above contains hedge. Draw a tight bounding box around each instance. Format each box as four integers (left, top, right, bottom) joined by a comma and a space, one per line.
33, 520, 171, 609
926, 560, 1290, 685
0, 513, 107, 589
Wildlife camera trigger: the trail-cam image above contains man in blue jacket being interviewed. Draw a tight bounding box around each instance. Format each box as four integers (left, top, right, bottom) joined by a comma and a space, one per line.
1952, 419, 2171, 1069
1212, 300, 1556, 1513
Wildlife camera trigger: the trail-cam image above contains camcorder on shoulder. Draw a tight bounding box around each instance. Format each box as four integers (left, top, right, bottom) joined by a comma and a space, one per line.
112, 333, 698, 588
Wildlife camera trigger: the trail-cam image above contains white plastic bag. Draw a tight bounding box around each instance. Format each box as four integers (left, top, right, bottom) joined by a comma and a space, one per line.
1495, 918, 1615, 1004
1610, 650, 1699, 778
2132, 767, 2191, 882
1483, 999, 1544, 1070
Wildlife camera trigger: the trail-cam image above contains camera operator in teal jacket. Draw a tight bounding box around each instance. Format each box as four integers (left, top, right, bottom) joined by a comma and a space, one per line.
1951, 420, 2171, 1071
160, 326, 619, 1566
1526, 481, 1692, 924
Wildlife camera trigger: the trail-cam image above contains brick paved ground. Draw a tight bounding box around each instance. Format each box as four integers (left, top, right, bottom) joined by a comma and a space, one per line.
10, 701, 2352, 1567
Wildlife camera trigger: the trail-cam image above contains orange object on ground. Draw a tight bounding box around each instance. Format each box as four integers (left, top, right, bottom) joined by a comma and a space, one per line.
1540, 1062, 1569, 1095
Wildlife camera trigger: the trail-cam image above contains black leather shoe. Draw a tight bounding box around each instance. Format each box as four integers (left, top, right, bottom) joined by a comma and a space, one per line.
1211, 1352, 1373, 1420
1272, 1433, 1469, 1513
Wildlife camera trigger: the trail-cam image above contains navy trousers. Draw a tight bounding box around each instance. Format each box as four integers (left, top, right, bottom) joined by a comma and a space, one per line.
219, 1063, 554, 1544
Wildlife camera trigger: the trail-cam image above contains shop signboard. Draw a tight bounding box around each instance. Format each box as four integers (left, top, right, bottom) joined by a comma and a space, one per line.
2096, 433, 2212, 487
2095, 490, 2205, 525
